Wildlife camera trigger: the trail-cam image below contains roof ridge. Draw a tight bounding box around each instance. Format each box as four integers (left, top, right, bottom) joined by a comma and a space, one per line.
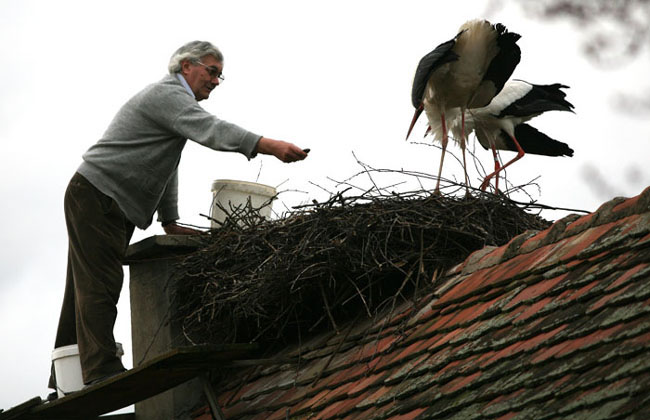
446, 186, 650, 280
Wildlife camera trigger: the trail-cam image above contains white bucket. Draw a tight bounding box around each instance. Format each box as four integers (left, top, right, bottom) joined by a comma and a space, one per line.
51, 342, 123, 398
210, 179, 277, 228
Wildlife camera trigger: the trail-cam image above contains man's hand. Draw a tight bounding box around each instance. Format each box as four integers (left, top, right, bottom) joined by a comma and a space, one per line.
256, 137, 309, 163
163, 222, 204, 235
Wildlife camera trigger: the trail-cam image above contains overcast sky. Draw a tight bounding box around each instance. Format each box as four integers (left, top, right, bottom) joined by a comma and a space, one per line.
1, 0, 649, 413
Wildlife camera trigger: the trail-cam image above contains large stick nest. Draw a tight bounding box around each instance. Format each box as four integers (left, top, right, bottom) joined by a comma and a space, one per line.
172, 187, 551, 348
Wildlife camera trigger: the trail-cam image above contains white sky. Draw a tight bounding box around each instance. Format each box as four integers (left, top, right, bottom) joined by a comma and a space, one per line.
1, 0, 649, 413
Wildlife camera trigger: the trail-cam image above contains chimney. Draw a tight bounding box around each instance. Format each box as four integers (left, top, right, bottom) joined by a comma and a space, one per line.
124, 235, 203, 420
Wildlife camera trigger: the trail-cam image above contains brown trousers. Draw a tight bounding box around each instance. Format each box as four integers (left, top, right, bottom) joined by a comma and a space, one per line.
49, 172, 135, 389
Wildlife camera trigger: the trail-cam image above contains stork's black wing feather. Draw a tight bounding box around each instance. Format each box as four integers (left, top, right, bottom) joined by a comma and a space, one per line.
411, 38, 459, 108
499, 124, 574, 157
482, 23, 521, 98
470, 23, 521, 108
499, 82, 575, 118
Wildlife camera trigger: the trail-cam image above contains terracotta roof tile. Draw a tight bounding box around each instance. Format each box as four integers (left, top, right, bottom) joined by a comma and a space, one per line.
198, 186, 650, 419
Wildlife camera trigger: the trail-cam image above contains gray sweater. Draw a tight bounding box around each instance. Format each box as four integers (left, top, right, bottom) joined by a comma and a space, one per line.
78, 74, 261, 229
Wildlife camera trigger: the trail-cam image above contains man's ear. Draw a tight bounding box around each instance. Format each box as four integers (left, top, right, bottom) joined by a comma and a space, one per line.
180, 60, 192, 75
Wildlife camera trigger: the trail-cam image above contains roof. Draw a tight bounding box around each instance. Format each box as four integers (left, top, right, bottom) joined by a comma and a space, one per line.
195, 186, 650, 420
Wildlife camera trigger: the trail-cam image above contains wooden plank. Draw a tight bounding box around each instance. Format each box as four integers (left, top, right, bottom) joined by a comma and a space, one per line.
0, 397, 42, 420
23, 344, 257, 419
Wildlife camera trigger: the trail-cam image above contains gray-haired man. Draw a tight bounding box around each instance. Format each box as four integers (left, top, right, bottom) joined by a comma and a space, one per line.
48, 41, 308, 393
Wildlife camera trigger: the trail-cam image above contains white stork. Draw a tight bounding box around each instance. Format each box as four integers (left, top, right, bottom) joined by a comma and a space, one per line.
407, 19, 521, 195
452, 80, 575, 192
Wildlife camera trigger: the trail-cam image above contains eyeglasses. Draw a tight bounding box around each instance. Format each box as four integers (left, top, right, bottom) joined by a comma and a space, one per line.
196, 61, 225, 81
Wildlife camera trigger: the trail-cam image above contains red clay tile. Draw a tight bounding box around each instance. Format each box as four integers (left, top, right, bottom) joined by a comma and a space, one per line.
268, 406, 294, 420
589, 283, 633, 312
486, 253, 542, 285
407, 301, 436, 325
312, 393, 368, 420
639, 231, 650, 245
560, 222, 619, 262
562, 280, 601, 302
604, 264, 648, 291
516, 325, 568, 352
391, 407, 427, 420
347, 371, 387, 395
227, 380, 261, 404
550, 324, 626, 359
250, 410, 280, 420
630, 330, 650, 345
520, 227, 553, 250
386, 338, 428, 364
476, 349, 499, 368
563, 215, 595, 238
320, 364, 362, 389
445, 371, 482, 393
431, 327, 465, 349
353, 335, 399, 362
485, 388, 527, 411
483, 243, 509, 263
294, 388, 331, 413
504, 273, 569, 310
521, 241, 561, 267
554, 288, 575, 302
216, 388, 238, 407
483, 325, 566, 367
531, 340, 572, 364
255, 389, 286, 409
355, 385, 392, 410
440, 272, 488, 302
341, 406, 376, 420
552, 374, 575, 390
271, 384, 311, 408
382, 353, 431, 384
450, 246, 497, 276
222, 398, 254, 417
423, 313, 456, 334
612, 194, 641, 214
619, 214, 644, 235
494, 413, 519, 420
513, 296, 554, 323
193, 408, 213, 420
371, 348, 406, 373
565, 258, 584, 269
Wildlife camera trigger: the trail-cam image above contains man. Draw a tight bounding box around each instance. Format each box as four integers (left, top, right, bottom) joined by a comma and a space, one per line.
48, 41, 308, 393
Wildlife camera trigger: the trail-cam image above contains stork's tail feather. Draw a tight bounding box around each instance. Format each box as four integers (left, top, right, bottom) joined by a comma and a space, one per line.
532, 83, 575, 112
498, 81, 575, 117
507, 124, 574, 157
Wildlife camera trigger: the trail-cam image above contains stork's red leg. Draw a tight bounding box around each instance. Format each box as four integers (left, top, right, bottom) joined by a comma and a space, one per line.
481, 144, 502, 192
434, 113, 448, 195
493, 146, 501, 192
480, 135, 525, 191
460, 110, 470, 196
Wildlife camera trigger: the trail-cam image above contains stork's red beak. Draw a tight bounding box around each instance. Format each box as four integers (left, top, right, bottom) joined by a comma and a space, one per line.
406, 104, 424, 140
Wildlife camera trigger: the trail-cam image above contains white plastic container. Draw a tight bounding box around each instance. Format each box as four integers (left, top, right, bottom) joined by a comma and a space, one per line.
51, 342, 123, 398
210, 179, 277, 228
